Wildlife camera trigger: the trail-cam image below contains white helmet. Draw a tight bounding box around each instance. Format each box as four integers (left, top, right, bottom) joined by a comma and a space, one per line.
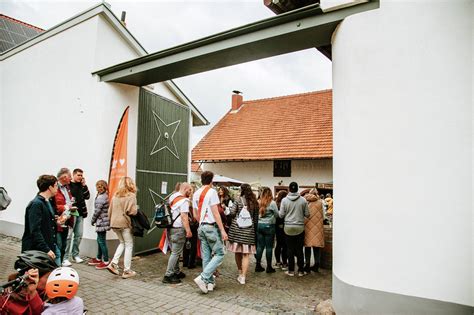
45, 267, 80, 300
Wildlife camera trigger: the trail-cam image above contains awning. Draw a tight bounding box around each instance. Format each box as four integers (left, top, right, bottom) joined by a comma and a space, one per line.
92, 1, 378, 86
212, 175, 244, 187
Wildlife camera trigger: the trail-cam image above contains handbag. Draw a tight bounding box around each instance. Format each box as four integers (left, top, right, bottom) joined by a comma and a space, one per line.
131, 208, 151, 237
236, 198, 253, 228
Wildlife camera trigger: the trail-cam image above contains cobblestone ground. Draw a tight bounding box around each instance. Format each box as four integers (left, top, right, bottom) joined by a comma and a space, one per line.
0, 235, 331, 314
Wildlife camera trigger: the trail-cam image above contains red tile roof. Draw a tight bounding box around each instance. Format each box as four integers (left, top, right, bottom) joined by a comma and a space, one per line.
191, 162, 203, 173
192, 89, 332, 162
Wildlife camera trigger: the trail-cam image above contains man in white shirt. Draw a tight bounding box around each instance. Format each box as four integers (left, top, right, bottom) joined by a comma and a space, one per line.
192, 171, 228, 293
162, 183, 193, 284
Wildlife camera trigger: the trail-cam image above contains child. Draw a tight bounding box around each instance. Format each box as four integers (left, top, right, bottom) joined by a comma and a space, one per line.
42, 267, 84, 314
0, 250, 57, 314
88, 180, 110, 269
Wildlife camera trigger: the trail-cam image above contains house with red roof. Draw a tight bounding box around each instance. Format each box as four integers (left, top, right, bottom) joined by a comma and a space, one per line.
192, 90, 333, 194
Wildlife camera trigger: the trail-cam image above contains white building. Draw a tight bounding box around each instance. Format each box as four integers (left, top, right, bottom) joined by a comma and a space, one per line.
192, 90, 333, 194
17, 0, 471, 313
0, 4, 207, 256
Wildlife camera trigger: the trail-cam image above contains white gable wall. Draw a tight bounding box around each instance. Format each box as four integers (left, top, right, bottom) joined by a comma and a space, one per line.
200, 159, 332, 189
0, 13, 180, 252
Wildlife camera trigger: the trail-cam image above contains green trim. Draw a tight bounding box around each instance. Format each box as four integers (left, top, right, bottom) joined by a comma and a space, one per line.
93, 1, 379, 86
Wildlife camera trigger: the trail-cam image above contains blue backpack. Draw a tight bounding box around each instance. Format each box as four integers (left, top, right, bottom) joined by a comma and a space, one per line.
154, 196, 186, 228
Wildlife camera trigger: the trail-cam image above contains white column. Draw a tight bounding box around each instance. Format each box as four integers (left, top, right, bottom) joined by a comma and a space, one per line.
332, 0, 473, 308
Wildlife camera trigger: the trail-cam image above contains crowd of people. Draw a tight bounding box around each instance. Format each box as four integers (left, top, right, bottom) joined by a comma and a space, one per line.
163, 171, 331, 293
1, 169, 332, 313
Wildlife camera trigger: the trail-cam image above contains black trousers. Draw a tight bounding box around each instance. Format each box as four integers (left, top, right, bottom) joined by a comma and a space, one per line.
274, 225, 287, 265
285, 231, 304, 272
304, 246, 321, 268
183, 224, 198, 267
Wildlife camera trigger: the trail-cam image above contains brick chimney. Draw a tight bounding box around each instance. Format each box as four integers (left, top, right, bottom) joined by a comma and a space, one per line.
231, 90, 243, 111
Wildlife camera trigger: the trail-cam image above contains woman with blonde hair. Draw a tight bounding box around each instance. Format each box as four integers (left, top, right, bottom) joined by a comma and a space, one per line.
107, 177, 138, 279
255, 187, 279, 273
304, 188, 325, 273
227, 183, 259, 284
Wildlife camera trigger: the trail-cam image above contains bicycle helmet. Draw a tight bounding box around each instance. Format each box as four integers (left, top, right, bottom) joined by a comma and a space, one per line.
45, 267, 79, 300
14, 250, 58, 275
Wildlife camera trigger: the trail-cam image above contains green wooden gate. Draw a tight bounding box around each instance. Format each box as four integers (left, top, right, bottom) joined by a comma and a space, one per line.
135, 88, 189, 253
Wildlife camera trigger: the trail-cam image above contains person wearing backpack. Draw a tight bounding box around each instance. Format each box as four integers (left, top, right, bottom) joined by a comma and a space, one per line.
192, 171, 228, 294
227, 183, 259, 285
279, 182, 309, 277
162, 183, 193, 284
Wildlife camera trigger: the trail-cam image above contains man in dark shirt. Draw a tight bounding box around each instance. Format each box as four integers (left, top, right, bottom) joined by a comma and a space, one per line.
65, 168, 90, 264
22, 175, 59, 260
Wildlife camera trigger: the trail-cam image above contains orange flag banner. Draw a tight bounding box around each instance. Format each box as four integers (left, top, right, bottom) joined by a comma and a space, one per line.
108, 107, 129, 199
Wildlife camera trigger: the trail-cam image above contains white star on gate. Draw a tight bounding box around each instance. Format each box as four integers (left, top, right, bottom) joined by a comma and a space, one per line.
150, 111, 181, 159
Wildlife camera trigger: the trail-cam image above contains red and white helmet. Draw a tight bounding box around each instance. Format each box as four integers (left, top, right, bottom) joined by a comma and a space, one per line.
45, 267, 79, 300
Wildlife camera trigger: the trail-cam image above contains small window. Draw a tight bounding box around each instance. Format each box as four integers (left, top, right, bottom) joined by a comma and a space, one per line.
274, 160, 291, 177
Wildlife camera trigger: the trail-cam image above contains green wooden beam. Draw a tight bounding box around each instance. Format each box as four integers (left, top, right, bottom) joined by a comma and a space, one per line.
93, 1, 378, 86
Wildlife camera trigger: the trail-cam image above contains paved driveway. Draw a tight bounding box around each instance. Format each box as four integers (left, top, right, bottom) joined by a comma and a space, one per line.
0, 235, 331, 314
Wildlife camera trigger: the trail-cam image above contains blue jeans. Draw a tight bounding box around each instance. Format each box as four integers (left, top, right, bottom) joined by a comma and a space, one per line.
256, 223, 275, 266
54, 244, 61, 266
56, 230, 68, 264
65, 216, 83, 260
198, 224, 225, 284
96, 231, 109, 261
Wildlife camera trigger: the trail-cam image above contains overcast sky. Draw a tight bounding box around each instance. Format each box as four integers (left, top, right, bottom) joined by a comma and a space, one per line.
1, 0, 332, 146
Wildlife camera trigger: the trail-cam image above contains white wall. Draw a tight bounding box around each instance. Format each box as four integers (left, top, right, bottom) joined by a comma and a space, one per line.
333, 0, 473, 306
201, 159, 332, 189
0, 14, 177, 244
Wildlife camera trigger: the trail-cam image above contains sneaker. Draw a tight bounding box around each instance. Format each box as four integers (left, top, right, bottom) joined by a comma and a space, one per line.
162, 275, 181, 284
281, 264, 288, 271
298, 271, 305, 277
194, 276, 208, 294
122, 270, 137, 279
255, 264, 265, 272
95, 261, 109, 270
88, 258, 102, 266
207, 283, 215, 291
74, 256, 84, 263
107, 262, 120, 275
62, 259, 72, 267
237, 275, 246, 285
274, 262, 282, 269
285, 271, 295, 277
175, 271, 186, 279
